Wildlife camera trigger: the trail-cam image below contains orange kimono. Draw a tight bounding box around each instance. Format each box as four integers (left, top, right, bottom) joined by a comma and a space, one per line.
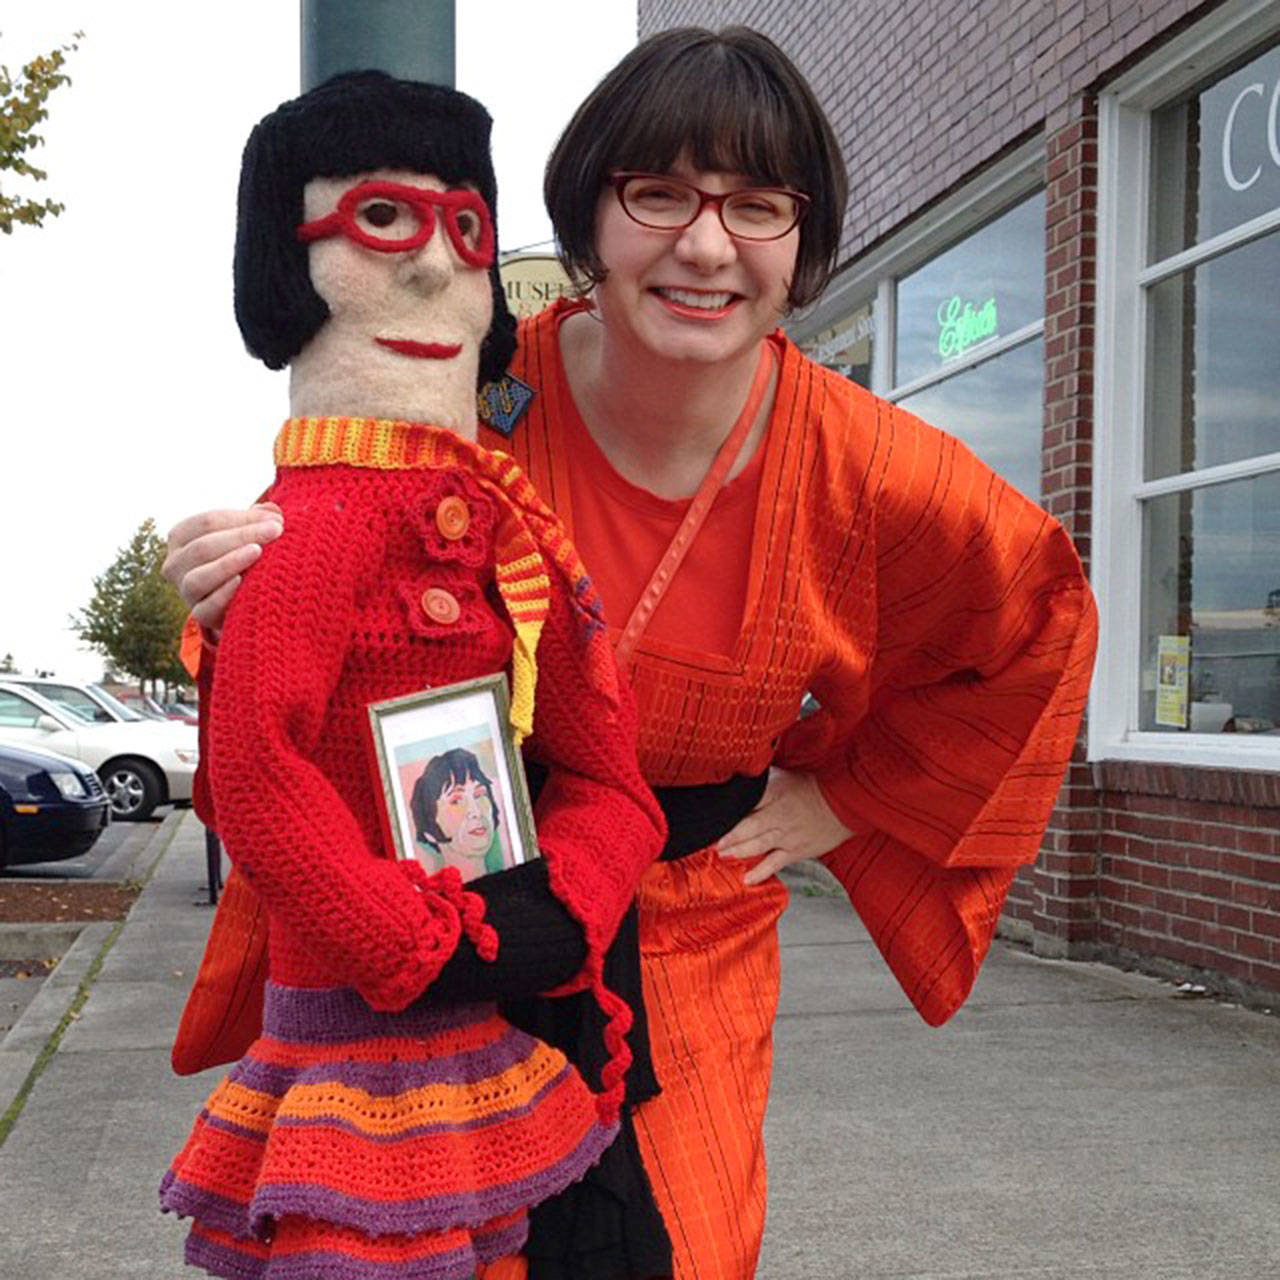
476, 299, 1098, 1280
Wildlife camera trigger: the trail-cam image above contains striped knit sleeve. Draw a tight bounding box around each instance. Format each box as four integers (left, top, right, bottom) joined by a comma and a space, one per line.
807, 412, 1097, 1024
207, 485, 465, 1013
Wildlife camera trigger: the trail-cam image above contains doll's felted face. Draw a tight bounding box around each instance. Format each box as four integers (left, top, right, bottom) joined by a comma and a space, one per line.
289, 168, 494, 433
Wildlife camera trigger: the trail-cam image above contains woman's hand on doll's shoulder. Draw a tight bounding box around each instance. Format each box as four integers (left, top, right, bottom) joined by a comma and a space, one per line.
163, 504, 284, 629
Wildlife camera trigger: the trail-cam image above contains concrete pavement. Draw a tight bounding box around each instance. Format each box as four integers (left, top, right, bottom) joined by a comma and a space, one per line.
1, 810, 1277, 1278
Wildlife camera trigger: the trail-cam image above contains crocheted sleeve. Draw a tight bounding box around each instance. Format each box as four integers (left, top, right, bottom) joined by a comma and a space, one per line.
523, 573, 666, 979
785, 400, 1096, 1025
206, 485, 463, 1013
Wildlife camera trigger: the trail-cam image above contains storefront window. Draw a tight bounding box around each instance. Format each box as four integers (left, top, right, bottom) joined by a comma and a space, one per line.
889, 191, 1046, 502
1097, 26, 1280, 759
896, 337, 1044, 503
1138, 40, 1280, 739
895, 193, 1045, 387
1141, 473, 1280, 735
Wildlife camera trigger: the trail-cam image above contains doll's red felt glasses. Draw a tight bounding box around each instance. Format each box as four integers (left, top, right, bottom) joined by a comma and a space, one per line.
296, 180, 495, 267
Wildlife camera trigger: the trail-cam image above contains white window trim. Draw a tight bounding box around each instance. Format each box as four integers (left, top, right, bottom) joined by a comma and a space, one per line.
1092, 0, 1280, 773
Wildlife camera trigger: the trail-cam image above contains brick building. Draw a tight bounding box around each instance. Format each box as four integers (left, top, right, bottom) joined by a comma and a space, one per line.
639, 0, 1280, 1004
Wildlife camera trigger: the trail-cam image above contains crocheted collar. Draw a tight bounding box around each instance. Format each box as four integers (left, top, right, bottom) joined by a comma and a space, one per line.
274, 416, 487, 472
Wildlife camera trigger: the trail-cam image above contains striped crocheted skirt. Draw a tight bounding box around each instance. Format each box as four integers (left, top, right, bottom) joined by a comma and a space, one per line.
160, 983, 616, 1279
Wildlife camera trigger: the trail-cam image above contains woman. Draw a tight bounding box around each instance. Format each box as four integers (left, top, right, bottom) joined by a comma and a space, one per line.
411, 747, 506, 877
166, 27, 1096, 1280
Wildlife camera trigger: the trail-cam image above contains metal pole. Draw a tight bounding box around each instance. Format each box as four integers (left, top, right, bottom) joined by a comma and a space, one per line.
300, 0, 455, 90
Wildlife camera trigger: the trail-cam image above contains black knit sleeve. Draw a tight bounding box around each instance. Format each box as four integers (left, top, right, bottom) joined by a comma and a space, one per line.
417, 859, 587, 1004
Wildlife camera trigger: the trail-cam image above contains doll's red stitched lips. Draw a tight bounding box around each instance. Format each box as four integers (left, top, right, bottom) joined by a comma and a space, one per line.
375, 337, 463, 359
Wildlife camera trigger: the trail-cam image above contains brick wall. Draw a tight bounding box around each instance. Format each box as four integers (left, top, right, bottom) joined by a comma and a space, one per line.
639, 0, 1217, 265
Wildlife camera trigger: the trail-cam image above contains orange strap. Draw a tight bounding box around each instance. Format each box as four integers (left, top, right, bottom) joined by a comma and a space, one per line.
613, 342, 774, 670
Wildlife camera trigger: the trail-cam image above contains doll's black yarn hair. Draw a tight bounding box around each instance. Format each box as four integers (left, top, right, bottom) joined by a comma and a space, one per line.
234, 70, 516, 386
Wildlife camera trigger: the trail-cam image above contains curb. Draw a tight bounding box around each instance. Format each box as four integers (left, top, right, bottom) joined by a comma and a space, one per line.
0, 923, 88, 963
0, 811, 184, 1143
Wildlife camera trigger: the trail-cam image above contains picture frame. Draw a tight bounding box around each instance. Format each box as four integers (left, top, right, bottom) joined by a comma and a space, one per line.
366, 673, 538, 882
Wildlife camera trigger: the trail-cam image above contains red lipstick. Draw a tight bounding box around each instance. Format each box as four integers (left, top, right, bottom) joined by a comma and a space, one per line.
376, 338, 462, 359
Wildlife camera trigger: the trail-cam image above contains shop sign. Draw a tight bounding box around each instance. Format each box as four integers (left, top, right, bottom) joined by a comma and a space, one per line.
1220, 76, 1280, 193
805, 304, 874, 367
937, 293, 998, 361
499, 254, 573, 318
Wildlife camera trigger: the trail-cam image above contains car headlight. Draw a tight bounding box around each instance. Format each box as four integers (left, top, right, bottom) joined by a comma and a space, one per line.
174, 748, 199, 765
49, 771, 88, 799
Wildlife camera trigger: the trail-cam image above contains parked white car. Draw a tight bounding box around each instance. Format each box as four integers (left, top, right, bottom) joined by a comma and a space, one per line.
3, 675, 159, 726
0, 681, 198, 821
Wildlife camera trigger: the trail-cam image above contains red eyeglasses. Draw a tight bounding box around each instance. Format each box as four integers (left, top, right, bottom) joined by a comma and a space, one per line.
296, 180, 495, 267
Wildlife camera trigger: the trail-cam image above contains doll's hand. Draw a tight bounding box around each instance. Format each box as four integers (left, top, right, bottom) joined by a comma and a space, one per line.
717, 767, 854, 886
163, 504, 284, 629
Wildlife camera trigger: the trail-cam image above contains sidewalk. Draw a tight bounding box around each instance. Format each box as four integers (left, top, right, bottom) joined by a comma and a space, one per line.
1, 810, 1277, 1278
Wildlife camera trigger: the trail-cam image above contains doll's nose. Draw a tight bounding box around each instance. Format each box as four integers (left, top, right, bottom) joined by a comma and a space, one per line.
399, 229, 456, 294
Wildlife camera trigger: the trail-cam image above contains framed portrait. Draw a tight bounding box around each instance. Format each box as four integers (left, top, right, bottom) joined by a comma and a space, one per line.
366, 673, 538, 883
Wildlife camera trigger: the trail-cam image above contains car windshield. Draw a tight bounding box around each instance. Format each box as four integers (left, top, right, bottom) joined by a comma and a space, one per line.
89, 684, 145, 721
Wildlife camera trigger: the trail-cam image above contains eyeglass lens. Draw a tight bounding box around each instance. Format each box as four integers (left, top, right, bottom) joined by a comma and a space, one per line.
619, 175, 802, 239
352, 194, 487, 254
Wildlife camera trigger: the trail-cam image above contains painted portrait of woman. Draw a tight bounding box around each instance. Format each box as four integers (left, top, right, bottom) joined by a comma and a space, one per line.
410, 747, 507, 879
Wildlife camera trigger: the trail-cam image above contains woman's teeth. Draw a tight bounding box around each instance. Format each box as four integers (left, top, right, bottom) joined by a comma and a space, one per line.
657, 288, 735, 308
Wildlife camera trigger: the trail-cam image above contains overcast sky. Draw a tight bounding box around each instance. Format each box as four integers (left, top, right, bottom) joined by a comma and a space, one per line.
0, 1, 637, 682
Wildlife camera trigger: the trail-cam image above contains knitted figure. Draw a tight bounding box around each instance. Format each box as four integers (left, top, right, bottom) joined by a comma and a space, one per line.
159, 73, 664, 1280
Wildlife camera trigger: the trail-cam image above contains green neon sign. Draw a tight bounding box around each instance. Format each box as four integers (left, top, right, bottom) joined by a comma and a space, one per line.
937, 293, 998, 360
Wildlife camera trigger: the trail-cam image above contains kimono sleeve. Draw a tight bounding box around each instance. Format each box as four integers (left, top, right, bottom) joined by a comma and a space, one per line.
805, 427, 1097, 1024
207, 487, 463, 1012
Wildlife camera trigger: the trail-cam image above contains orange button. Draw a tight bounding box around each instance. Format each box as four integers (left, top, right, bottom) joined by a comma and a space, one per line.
421, 587, 461, 624
436, 495, 470, 541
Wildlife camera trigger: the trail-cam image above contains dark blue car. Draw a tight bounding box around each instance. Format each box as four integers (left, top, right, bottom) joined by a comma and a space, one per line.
0, 741, 111, 870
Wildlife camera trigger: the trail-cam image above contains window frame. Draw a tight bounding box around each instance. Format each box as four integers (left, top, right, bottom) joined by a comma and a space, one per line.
1092, 0, 1280, 772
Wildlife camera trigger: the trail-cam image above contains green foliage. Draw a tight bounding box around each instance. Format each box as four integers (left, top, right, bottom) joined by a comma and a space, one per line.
0, 31, 81, 235
72, 519, 187, 691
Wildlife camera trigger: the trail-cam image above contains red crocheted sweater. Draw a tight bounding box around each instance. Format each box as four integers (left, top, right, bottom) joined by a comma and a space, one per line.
203, 420, 664, 1070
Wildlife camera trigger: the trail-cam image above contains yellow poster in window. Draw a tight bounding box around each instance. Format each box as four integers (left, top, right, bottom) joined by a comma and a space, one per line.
1155, 635, 1190, 728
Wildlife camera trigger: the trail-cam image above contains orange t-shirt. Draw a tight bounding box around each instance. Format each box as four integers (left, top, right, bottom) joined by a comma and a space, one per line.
556, 344, 773, 658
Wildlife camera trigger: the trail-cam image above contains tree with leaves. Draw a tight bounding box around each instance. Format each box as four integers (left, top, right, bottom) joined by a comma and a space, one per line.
73, 518, 188, 694
1, 31, 80, 235
0, 652, 15, 673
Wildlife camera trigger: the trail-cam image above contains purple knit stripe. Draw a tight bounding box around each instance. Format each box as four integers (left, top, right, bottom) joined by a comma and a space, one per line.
268, 1060, 586, 1142
202, 1110, 273, 1145
184, 1231, 265, 1280
185, 1218, 527, 1280
162, 1172, 253, 1238
250, 1119, 615, 1237
230, 1023, 535, 1098
263, 984, 494, 1045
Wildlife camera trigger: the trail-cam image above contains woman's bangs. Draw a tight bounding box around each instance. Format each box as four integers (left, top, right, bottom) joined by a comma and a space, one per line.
612, 58, 807, 190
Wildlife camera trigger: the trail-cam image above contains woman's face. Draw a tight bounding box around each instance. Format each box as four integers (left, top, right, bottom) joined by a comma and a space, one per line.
590, 156, 801, 368
434, 776, 494, 860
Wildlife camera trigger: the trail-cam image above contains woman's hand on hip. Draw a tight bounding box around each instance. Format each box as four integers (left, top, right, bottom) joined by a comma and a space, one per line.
717, 767, 855, 886
163, 504, 284, 628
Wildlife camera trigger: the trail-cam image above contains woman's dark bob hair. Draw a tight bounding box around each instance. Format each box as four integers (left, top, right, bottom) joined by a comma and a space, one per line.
545, 27, 848, 311
410, 748, 500, 850
234, 70, 516, 384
